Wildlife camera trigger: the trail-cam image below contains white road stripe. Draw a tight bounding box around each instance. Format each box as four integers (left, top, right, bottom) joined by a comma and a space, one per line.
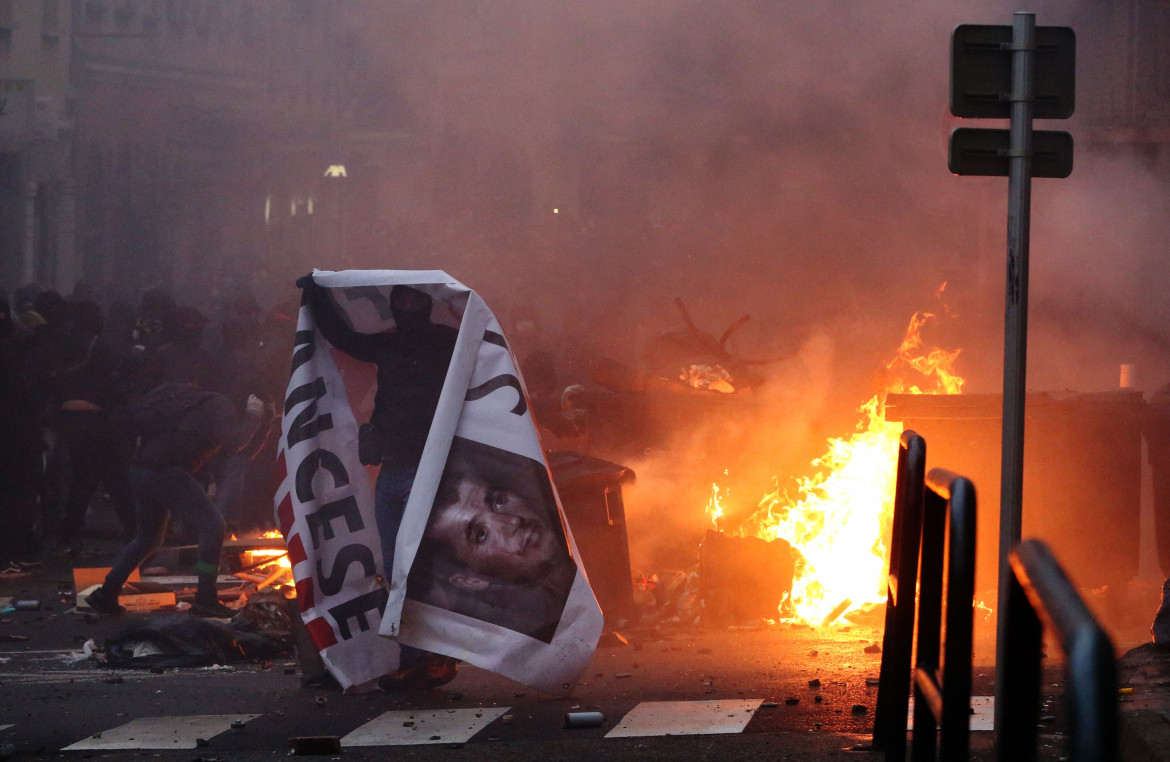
62, 714, 259, 750
907, 695, 994, 731
342, 707, 511, 746
605, 699, 763, 738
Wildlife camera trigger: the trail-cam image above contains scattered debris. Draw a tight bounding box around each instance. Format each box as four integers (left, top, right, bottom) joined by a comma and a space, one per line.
761, 701, 779, 709
564, 711, 605, 729
288, 736, 341, 755
808, 678, 821, 688
699, 531, 795, 626
822, 599, 853, 627
865, 677, 881, 686
102, 612, 291, 670
597, 631, 629, 648
851, 704, 868, 715
785, 697, 799, 706
864, 644, 881, 654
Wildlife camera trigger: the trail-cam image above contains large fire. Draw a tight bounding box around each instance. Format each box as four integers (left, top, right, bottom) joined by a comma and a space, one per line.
711, 293, 964, 624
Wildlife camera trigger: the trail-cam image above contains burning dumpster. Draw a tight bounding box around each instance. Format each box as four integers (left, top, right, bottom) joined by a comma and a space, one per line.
885, 390, 1146, 594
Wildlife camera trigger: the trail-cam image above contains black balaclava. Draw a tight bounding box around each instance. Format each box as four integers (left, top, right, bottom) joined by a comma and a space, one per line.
390, 285, 434, 333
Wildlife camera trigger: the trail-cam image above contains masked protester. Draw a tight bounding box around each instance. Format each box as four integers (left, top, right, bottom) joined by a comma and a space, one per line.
85, 383, 267, 617
299, 277, 460, 690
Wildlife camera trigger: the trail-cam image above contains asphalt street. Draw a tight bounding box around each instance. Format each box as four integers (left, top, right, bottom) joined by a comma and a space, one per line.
0, 534, 1091, 760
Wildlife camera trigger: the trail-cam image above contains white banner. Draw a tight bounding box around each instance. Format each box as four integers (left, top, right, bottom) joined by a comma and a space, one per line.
275, 270, 603, 694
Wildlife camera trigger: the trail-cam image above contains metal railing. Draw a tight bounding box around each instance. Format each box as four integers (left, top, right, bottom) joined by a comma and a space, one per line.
871, 433, 977, 761
872, 430, 927, 761
996, 539, 1118, 762
912, 468, 978, 762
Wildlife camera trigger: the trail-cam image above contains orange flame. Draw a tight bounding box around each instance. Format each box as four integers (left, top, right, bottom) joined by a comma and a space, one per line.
705, 480, 728, 532
718, 298, 963, 624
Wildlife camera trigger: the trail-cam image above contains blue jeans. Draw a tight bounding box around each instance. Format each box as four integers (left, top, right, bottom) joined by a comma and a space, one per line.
212, 451, 247, 522
374, 465, 427, 668
103, 464, 226, 605
374, 465, 415, 576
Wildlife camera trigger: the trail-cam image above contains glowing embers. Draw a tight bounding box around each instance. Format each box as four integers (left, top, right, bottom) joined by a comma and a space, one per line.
229, 529, 294, 594
713, 296, 964, 625
681, 364, 736, 393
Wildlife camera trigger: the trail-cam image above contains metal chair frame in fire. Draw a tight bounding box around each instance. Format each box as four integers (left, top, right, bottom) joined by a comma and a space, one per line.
995, 539, 1118, 762
871, 430, 979, 762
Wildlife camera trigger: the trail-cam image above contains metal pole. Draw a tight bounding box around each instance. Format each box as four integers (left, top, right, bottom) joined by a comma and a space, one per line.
995, 11, 1035, 740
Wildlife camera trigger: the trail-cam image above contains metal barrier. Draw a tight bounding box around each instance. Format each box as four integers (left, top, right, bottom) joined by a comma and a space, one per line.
911, 468, 977, 761
872, 430, 927, 760
996, 539, 1118, 762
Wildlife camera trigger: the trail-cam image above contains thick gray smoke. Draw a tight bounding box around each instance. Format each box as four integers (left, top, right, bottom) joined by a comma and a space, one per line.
66, 2, 1170, 601
328, 2, 1170, 583
336, 1, 1170, 397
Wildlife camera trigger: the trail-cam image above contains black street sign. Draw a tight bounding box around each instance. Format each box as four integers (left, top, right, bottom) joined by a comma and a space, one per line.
951, 24, 1076, 119
948, 127, 1074, 178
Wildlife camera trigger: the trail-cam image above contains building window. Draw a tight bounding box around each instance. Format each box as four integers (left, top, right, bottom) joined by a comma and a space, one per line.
42, 0, 60, 32
114, 1, 135, 29
0, 0, 11, 53
85, 1, 108, 30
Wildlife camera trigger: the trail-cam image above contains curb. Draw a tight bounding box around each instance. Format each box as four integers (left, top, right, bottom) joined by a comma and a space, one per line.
1122, 709, 1170, 762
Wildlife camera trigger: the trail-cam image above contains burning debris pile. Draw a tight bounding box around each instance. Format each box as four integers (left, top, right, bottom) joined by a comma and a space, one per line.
698, 296, 965, 627
617, 292, 965, 630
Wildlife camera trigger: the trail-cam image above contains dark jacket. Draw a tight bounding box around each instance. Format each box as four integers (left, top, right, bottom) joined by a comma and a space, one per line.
134, 387, 261, 472
303, 281, 457, 470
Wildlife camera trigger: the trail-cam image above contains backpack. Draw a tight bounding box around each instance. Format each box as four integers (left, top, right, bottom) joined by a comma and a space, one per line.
121, 382, 218, 438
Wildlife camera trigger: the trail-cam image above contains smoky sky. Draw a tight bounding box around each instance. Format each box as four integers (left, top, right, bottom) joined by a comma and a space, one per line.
321, 1, 1170, 404
323, 2, 1170, 581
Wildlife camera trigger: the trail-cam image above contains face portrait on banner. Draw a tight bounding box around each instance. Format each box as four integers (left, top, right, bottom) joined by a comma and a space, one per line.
406, 436, 575, 642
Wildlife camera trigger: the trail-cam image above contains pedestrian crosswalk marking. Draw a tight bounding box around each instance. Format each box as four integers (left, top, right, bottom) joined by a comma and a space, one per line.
54, 696, 1003, 750
62, 714, 259, 750
907, 695, 994, 731
605, 699, 763, 738
0, 724, 11, 731
342, 707, 511, 746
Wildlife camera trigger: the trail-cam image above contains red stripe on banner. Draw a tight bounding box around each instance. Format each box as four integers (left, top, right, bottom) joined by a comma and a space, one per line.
276, 492, 294, 537
296, 576, 315, 611
288, 532, 307, 566
305, 616, 338, 650
275, 449, 287, 481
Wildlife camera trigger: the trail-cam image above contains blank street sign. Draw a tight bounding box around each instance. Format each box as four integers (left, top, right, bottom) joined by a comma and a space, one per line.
951, 24, 1075, 119
948, 128, 1074, 178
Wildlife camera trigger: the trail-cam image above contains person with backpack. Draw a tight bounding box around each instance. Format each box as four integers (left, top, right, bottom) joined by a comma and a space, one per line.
85, 382, 268, 617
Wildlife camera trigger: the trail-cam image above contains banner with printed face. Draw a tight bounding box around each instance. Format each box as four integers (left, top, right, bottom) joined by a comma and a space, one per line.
275, 269, 603, 694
